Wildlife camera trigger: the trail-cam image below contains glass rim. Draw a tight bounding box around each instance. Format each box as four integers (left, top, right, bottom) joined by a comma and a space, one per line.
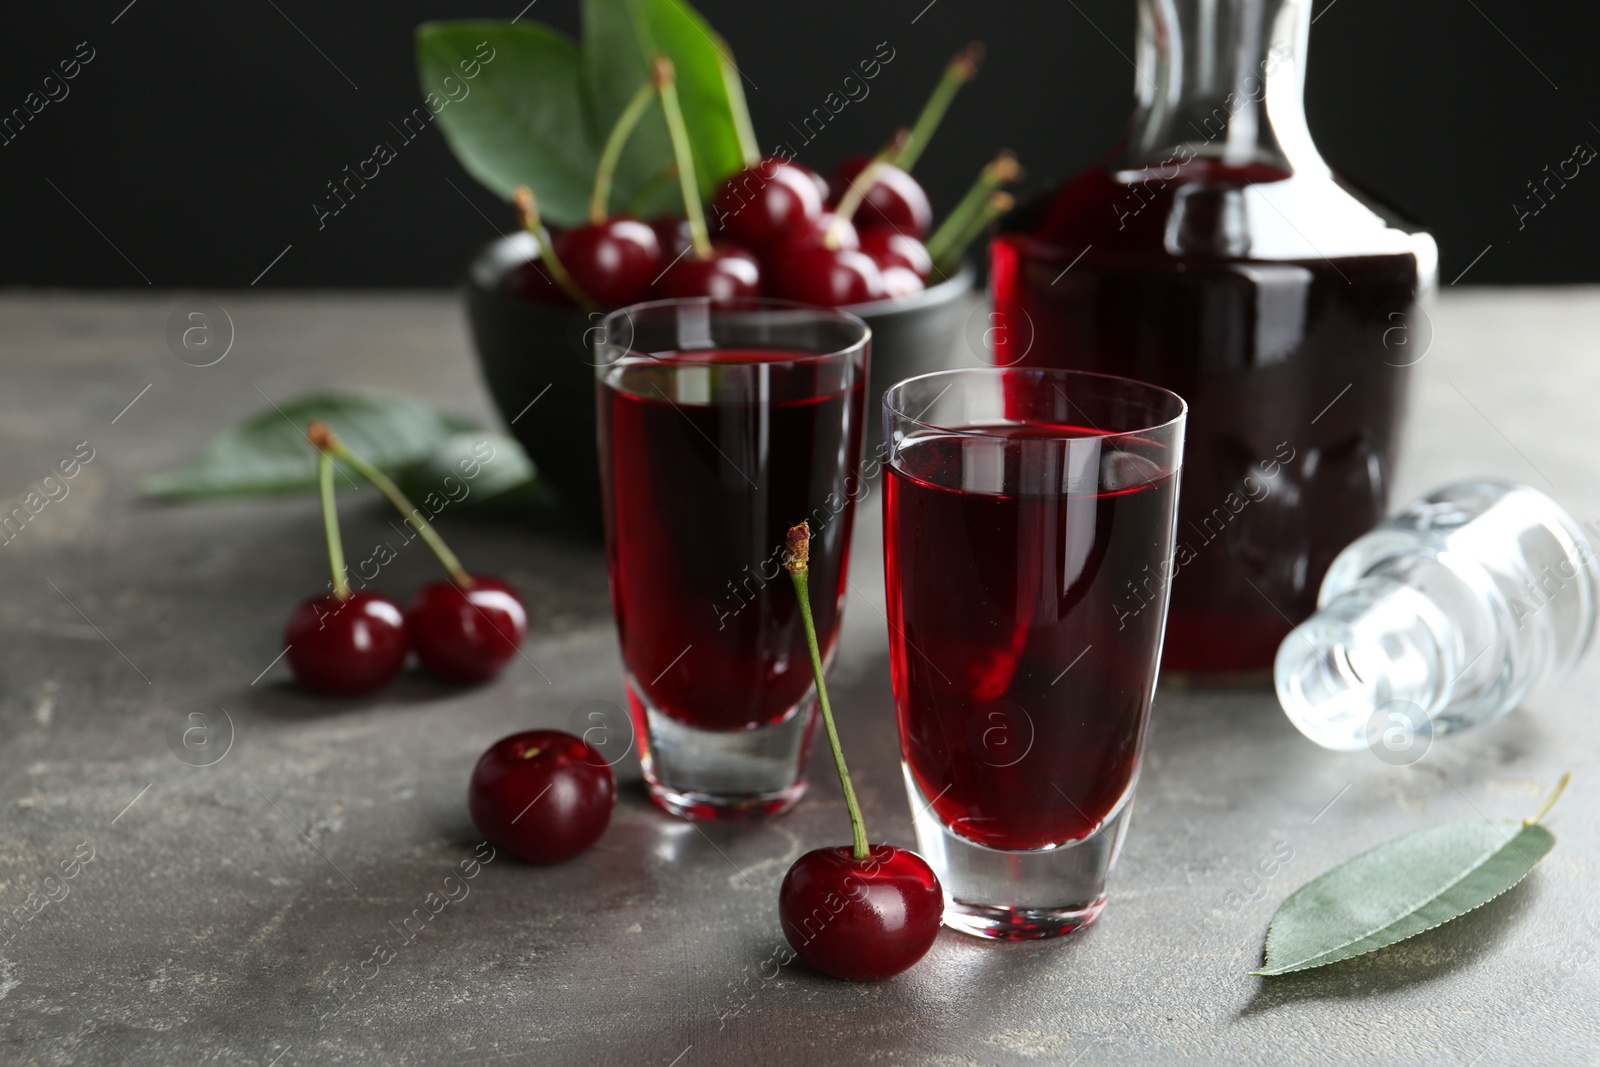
883, 367, 1188, 443
597, 296, 871, 369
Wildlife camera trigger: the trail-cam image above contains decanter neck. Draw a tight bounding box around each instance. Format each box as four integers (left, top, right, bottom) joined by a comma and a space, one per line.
1125, 0, 1325, 177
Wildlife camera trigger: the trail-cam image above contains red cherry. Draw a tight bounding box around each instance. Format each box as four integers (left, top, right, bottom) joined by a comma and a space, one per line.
788, 212, 860, 252
711, 157, 825, 252
284, 591, 408, 695
650, 216, 694, 261
859, 229, 933, 280
779, 844, 943, 981
793, 162, 830, 204
880, 266, 925, 299
554, 217, 661, 307
468, 730, 617, 863
773, 246, 886, 307
656, 243, 762, 299
406, 575, 528, 682
831, 156, 934, 237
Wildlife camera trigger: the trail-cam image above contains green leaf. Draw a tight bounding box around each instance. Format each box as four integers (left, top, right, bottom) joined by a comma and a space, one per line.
395, 432, 537, 509
636, 0, 747, 194
1254, 819, 1555, 976
418, 21, 598, 227
142, 394, 474, 499
581, 0, 744, 217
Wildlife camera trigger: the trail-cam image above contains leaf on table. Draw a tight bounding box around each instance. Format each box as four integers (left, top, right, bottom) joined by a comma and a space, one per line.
417, 21, 598, 227
396, 432, 537, 510
581, 0, 744, 217
1254, 818, 1555, 976
142, 393, 475, 499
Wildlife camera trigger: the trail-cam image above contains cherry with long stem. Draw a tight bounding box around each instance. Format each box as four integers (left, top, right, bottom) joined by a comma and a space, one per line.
655, 54, 762, 299
309, 422, 528, 682
778, 522, 942, 981
283, 428, 408, 696
828, 131, 909, 252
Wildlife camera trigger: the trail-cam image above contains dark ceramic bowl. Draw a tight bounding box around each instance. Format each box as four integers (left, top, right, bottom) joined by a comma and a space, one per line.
464, 233, 974, 525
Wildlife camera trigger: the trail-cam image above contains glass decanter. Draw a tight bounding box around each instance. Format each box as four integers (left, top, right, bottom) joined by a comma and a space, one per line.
989, 0, 1438, 677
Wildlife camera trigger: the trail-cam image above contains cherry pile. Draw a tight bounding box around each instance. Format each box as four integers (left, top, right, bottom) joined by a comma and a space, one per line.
508, 44, 1013, 311
284, 422, 528, 696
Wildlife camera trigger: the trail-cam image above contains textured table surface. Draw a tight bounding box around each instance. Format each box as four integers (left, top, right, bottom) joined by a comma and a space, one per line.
0, 289, 1596, 1066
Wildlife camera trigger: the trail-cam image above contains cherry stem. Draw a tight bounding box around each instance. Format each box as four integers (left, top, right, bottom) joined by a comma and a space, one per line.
785, 522, 870, 862
513, 186, 595, 311
932, 191, 1012, 275
654, 56, 713, 260
715, 36, 761, 168
590, 74, 661, 225
1524, 771, 1572, 826
925, 151, 1020, 265
316, 449, 351, 602
895, 42, 984, 173
827, 130, 908, 250
308, 422, 475, 590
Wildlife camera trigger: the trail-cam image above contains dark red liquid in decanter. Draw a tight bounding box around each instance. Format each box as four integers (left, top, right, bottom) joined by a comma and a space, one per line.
991, 158, 1433, 674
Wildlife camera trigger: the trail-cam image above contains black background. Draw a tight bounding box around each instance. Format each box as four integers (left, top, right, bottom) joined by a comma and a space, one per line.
2, 0, 1595, 288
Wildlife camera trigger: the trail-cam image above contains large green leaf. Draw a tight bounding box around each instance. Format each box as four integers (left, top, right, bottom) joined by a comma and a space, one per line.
142, 394, 475, 499
581, 0, 745, 217
642, 0, 748, 194
418, 21, 597, 227
1254, 819, 1555, 976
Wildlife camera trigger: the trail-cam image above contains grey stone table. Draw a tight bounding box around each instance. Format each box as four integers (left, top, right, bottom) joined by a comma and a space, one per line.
0, 289, 1596, 1066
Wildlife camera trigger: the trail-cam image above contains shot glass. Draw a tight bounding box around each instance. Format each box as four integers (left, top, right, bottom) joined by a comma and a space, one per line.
596, 298, 870, 819
882, 368, 1186, 938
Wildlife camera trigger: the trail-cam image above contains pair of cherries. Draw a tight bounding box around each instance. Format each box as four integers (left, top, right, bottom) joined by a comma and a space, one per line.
284, 424, 528, 696
285, 577, 526, 695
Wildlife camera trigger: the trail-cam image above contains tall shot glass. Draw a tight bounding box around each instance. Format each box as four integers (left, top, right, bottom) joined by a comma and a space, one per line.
596, 298, 870, 819
882, 368, 1186, 938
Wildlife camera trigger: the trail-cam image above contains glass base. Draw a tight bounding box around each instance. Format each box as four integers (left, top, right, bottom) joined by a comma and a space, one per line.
627, 676, 818, 820
904, 765, 1135, 940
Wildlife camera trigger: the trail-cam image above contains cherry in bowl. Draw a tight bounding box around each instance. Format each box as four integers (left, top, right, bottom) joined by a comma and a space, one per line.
830, 157, 933, 238
656, 244, 762, 300
553, 217, 661, 308
773, 246, 886, 307
859, 229, 934, 281
468, 730, 616, 864
711, 158, 825, 253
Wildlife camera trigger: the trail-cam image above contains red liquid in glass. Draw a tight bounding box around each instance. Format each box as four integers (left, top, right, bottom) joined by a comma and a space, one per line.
599, 349, 864, 731
884, 425, 1178, 851
991, 161, 1426, 673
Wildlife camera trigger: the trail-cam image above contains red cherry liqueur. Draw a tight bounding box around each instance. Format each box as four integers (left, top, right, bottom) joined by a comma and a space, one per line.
990, 0, 1437, 675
